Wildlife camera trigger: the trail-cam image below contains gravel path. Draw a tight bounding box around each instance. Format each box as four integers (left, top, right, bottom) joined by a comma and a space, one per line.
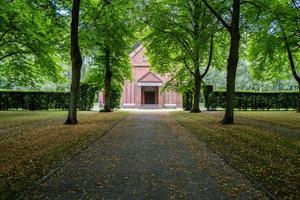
28, 112, 266, 200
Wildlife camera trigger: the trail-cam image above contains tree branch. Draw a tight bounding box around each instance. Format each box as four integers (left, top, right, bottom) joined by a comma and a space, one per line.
145, 21, 194, 57
183, 58, 195, 77
0, 51, 31, 61
240, 0, 260, 9
201, 34, 214, 78
167, 17, 194, 37
93, 0, 111, 22
0, 29, 12, 42
284, 36, 300, 82
279, 20, 300, 82
202, 0, 231, 32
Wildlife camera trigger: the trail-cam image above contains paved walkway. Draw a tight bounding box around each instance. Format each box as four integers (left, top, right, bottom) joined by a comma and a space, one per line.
28, 112, 265, 200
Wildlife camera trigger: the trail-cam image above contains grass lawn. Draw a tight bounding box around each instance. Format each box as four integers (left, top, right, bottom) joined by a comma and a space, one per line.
0, 111, 128, 199
172, 111, 299, 200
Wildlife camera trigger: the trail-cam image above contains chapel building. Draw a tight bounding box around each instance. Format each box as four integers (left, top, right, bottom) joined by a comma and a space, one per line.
120, 44, 182, 109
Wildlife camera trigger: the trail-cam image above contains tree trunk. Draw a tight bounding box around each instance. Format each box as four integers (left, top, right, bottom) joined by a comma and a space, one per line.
104, 47, 112, 112
222, 0, 240, 124
191, 72, 201, 113
297, 81, 300, 113
190, 92, 194, 110
190, 0, 201, 113
283, 32, 300, 113
65, 0, 82, 125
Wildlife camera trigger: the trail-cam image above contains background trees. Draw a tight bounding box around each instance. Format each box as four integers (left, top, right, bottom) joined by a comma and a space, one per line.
142, 0, 221, 112
0, 0, 298, 117
0, 0, 66, 87
81, 0, 137, 112
248, 0, 300, 112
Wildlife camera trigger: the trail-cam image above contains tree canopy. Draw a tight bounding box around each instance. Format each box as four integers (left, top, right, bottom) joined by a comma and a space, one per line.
0, 0, 67, 87
0, 0, 299, 116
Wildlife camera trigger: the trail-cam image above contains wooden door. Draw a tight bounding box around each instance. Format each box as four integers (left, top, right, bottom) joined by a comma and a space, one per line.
144, 91, 155, 104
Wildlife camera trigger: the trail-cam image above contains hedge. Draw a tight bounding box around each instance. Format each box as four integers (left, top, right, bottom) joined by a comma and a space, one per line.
109, 86, 122, 109
182, 91, 193, 110
0, 84, 97, 111
204, 85, 298, 111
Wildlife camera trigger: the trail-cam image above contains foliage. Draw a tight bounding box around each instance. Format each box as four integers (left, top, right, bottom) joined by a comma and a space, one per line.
80, 0, 138, 111
182, 91, 193, 111
0, 0, 67, 87
78, 83, 98, 110
202, 84, 213, 109
142, 0, 226, 111
109, 82, 122, 109
0, 83, 97, 111
247, 0, 300, 82
204, 61, 298, 91
203, 87, 298, 111
81, 0, 137, 83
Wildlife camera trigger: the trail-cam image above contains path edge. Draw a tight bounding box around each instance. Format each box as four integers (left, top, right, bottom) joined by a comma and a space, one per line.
17, 113, 130, 200
173, 114, 277, 200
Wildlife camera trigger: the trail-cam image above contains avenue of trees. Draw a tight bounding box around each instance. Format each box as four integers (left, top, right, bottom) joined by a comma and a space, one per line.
142, 0, 299, 123
0, 0, 299, 124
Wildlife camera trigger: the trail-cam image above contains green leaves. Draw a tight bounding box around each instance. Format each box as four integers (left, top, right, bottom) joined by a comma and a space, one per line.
81, 0, 138, 91
142, 0, 226, 93
0, 0, 66, 87
247, 0, 300, 82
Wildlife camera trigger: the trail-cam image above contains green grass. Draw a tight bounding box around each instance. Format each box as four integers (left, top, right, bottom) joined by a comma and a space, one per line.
172, 111, 300, 200
236, 111, 300, 129
0, 111, 128, 199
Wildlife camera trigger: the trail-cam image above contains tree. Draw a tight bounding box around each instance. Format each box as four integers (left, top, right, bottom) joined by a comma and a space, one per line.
201, 0, 242, 123
0, 0, 65, 87
142, 0, 218, 112
104, 47, 112, 112
202, 0, 263, 123
81, 0, 137, 112
65, 0, 82, 124
248, 0, 300, 112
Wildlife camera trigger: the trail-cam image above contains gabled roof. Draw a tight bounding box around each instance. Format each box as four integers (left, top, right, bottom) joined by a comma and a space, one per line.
129, 44, 143, 59
138, 72, 163, 83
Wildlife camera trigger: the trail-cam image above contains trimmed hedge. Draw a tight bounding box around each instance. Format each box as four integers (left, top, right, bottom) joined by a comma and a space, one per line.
110, 86, 122, 109
204, 85, 298, 111
182, 91, 193, 110
0, 84, 97, 111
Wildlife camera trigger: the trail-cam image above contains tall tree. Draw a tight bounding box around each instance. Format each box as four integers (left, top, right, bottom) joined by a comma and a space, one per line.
65, 0, 82, 124
81, 0, 137, 112
248, 0, 300, 112
202, 0, 241, 123
143, 0, 218, 112
104, 47, 112, 112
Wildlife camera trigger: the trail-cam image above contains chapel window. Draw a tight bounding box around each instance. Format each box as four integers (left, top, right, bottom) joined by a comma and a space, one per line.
142, 55, 147, 62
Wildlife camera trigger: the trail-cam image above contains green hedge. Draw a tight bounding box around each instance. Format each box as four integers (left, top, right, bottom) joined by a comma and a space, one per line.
204, 86, 298, 111
109, 85, 122, 109
0, 84, 97, 111
182, 91, 193, 110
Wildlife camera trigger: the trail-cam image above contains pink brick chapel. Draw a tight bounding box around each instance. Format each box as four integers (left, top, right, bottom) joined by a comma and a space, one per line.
100, 44, 182, 109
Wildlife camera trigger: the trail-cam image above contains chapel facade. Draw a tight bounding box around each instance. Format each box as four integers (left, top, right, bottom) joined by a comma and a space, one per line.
120, 44, 182, 109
